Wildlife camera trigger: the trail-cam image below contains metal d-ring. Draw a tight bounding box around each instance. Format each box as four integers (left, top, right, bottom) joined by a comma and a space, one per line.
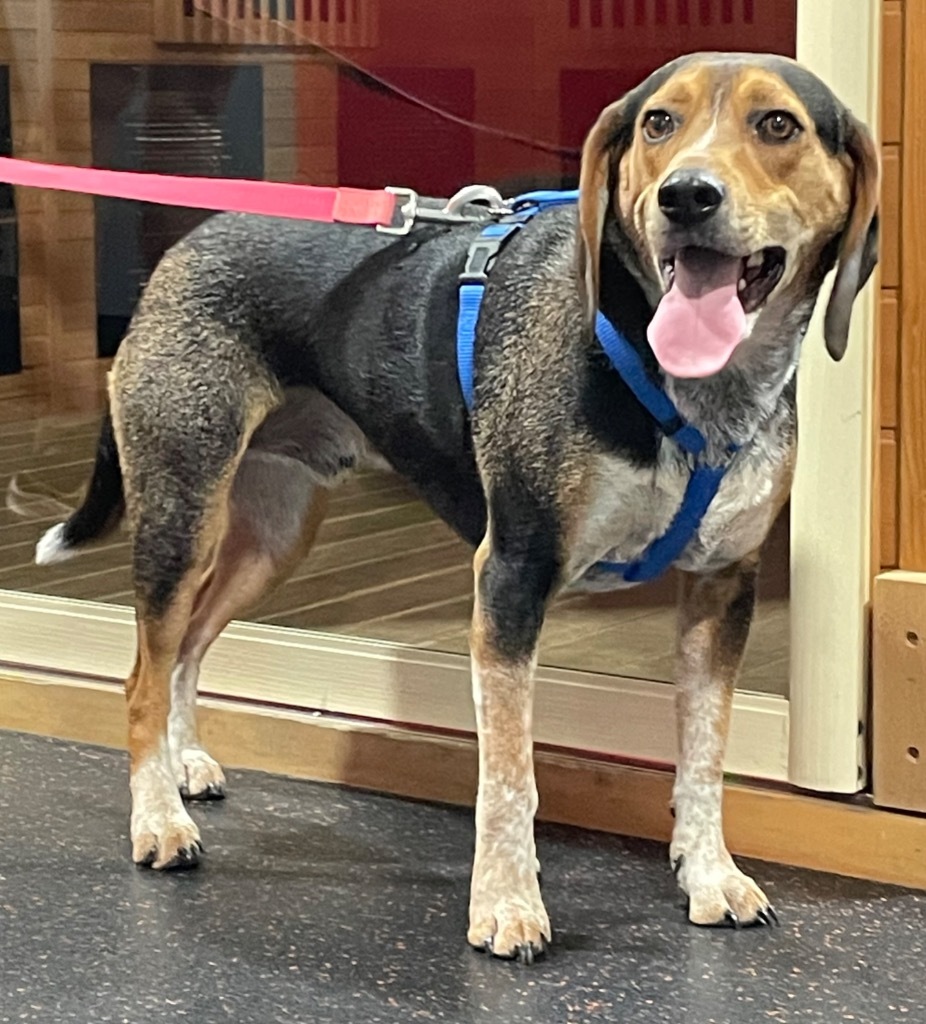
442, 184, 509, 216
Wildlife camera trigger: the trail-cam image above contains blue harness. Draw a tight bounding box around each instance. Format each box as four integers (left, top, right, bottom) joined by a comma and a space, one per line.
455, 190, 739, 585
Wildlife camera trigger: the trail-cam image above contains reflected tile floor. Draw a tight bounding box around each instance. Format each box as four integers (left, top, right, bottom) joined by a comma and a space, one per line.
1, 730, 924, 1024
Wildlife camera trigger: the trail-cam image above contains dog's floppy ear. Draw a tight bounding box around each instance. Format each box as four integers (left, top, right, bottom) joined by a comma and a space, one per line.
823, 111, 880, 361
577, 58, 687, 318
577, 98, 636, 318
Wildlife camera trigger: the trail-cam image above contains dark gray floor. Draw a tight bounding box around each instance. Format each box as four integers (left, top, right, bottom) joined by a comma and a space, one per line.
1, 731, 925, 1024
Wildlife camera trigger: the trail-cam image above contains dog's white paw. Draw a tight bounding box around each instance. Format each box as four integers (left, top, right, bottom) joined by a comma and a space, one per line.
174, 747, 226, 801
672, 848, 777, 927
131, 805, 203, 870
468, 869, 551, 963
131, 748, 205, 869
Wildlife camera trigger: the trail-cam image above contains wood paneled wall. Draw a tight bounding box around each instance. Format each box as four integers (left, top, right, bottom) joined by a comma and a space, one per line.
878, 0, 926, 573
877, 0, 903, 570
898, 1, 926, 570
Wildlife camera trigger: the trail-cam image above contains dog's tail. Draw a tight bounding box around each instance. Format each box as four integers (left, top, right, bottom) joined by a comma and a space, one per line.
33, 412, 125, 566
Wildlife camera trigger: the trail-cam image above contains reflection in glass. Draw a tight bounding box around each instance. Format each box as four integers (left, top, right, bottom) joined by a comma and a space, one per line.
1, 0, 795, 695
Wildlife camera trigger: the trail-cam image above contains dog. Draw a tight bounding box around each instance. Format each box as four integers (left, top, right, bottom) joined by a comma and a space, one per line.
34, 52, 878, 964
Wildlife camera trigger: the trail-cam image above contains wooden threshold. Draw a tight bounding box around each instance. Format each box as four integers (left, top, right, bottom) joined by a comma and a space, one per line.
3, 671, 926, 892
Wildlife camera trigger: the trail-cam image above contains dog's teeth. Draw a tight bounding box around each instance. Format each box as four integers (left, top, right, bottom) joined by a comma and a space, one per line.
746, 252, 763, 269
737, 278, 747, 292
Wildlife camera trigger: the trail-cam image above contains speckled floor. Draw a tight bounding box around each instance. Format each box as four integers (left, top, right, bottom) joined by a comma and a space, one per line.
1, 731, 925, 1024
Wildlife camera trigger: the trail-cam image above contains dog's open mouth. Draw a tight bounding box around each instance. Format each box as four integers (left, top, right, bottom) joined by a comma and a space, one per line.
647, 246, 787, 378
659, 246, 786, 315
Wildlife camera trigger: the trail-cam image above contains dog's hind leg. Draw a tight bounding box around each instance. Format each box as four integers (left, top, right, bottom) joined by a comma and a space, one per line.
466, 520, 558, 964
670, 553, 777, 927
168, 451, 329, 800
114, 343, 279, 869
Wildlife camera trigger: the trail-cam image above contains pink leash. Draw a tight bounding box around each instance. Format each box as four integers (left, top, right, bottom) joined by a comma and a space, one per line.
0, 157, 398, 227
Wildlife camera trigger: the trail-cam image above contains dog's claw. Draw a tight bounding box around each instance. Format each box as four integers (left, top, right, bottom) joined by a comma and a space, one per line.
766, 905, 780, 926
475, 935, 546, 965
134, 836, 203, 872
179, 781, 226, 802
517, 942, 537, 966
136, 847, 157, 868
672, 854, 685, 877
164, 842, 203, 870
725, 910, 741, 929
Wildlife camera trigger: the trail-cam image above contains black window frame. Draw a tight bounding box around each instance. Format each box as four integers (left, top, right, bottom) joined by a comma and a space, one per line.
0, 64, 22, 376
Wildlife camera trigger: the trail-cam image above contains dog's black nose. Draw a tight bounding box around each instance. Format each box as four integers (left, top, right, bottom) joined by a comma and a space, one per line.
658, 171, 726, 226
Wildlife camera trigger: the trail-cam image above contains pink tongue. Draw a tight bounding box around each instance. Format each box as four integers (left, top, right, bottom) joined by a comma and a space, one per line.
646, 248, 746, 378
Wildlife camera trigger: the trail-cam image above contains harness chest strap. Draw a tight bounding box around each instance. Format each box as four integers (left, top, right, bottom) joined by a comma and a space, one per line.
455, 191, 739, 584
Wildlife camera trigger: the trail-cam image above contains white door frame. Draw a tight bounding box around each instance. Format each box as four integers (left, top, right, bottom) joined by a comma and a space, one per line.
0, 1, 878, 791
789, 0, 880, 793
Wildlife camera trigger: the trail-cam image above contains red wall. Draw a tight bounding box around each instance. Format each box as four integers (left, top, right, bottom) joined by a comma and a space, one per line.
301, 0, 797, 194
337, 68, 476, 196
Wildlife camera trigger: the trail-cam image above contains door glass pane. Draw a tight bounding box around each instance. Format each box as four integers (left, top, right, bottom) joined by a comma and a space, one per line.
2, 0, 795, 697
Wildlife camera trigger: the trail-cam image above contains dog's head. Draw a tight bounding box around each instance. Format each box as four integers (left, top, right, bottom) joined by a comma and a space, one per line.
578, 52, 879, 378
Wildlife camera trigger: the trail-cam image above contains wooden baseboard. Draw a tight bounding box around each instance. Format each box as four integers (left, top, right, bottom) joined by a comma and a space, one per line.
3, 670, 926, 891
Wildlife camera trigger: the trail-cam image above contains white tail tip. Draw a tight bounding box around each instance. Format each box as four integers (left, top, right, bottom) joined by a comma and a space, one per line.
35, 523, 76, 566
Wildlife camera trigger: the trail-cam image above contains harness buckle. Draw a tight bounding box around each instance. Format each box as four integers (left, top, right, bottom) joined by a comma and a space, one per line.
376, 186, 418, 235
459, 236, 508, 284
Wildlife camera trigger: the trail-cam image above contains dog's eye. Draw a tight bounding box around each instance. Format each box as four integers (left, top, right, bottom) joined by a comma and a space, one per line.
756, 110, 803, 144
642, 110, 675, 142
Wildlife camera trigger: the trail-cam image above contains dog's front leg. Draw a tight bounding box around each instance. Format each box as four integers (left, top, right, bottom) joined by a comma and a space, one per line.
467, 536, 553, 963
671, 554, 776, 927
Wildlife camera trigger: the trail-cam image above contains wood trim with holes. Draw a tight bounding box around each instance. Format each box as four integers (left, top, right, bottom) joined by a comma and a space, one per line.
873, 570, 926, 812
3, 669, 926, 891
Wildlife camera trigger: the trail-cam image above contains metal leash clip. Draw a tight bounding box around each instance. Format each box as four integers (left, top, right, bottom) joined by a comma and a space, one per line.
441, 185, 510, 218
377, 184, 511, 235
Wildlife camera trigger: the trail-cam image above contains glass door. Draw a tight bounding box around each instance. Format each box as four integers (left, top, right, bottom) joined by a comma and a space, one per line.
0, 0, 876, 790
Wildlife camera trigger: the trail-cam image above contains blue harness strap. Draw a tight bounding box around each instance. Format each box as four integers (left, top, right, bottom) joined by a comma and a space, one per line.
594, 464, 727, 583
457, 219, 529, 408
456, 283, 482, 410
594, 311, 706, 457
454, 190, 739, 585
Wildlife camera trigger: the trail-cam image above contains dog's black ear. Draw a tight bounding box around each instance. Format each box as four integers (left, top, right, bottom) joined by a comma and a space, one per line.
823, 110, 880, 361
577, 60, 684, 318
577, 98, 635, 319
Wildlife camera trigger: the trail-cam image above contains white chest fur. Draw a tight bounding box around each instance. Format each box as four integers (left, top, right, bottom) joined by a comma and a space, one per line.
567, 430, 791, 591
